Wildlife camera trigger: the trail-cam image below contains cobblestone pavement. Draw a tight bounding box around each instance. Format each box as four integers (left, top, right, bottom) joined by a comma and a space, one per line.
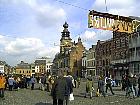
0, 81, 140, 105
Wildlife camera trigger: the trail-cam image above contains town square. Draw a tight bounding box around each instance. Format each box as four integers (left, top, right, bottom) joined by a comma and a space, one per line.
0, 0, 140, 105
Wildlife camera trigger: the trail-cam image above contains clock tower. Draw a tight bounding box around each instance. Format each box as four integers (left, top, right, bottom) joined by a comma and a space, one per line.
60, 22, 72, 53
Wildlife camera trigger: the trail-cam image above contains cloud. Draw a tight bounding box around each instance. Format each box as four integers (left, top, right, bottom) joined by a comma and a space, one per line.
26, 0, 66, 28
81, 31, 96, 42
4, 38, 44, 55
0, 35, 9, 45
80, 30, 112, 48
0, 0, 66, 28
0, 35, 60, 65
38, 46, 60, 58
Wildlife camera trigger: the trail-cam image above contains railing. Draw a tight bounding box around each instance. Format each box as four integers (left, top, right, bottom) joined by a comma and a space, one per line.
128, 56, 140, 62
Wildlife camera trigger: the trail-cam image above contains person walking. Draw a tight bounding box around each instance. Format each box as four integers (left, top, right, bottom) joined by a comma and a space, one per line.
105, 75, 114, 95
121, 75, 126, 91
85, 76, 94, 99
41, 74, 46, 91
132, 74, 137, 97
51, 70, 72, 105
125, 74, 135, 98
30, 76, 36, 90
0, 73, 6, 100
8, 76, 16, 91
138, 76, 140, 97
77, 77, 81, 88
98, 76, 105, 97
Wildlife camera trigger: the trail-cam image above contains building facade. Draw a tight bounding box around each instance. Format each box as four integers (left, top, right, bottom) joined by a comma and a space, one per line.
15, 61, 32, 76
53, 22, 85, 77
46, 61, 53, 75
111, 31, 129, 79
82, 50, 87, 78
86, 45, 96, 76
96, 39, 113, 77
128, 30, 140, 75
35, 57, 51, 76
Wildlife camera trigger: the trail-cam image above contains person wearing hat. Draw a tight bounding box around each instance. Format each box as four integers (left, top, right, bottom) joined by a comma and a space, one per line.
0, 72, 6, 99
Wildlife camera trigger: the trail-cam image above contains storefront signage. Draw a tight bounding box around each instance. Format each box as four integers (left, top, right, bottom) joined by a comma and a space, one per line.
88, 10, 137, 33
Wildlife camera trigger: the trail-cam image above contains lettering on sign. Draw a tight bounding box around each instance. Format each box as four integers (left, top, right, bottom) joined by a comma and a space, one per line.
88, 10, 135, 33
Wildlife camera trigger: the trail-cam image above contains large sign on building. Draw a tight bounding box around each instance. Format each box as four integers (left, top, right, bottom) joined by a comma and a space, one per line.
88, 10, 137, 33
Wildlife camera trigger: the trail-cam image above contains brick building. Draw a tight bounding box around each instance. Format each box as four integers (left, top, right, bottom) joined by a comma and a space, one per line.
111, 31, 129, 79
96, 39, 113, 77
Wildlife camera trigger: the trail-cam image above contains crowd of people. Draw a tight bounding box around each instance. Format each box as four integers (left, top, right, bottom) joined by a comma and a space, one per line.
0, 71, 140, 105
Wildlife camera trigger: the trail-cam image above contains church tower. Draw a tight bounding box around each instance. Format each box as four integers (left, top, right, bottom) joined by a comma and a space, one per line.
60, 22, 72, 53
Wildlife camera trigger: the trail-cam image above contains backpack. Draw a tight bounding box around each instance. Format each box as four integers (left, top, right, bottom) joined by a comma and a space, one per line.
106, 78, 111, 84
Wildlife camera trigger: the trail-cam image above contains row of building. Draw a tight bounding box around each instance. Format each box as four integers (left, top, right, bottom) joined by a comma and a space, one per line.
52, 20, 140, 80
0, 57, 53, 76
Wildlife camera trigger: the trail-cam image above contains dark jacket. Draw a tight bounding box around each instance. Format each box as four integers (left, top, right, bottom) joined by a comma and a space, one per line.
51, 76, 72, 100
41, 76, 46, 84
98, 80, 105, 92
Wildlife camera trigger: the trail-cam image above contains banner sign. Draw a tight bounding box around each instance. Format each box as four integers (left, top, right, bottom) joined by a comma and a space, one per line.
88, 10, 136, 33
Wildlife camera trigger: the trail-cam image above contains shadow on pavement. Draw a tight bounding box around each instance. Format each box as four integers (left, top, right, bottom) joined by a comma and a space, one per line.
35, 102, 52, 105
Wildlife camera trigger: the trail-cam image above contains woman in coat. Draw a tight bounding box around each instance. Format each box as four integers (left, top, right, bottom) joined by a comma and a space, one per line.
85, 76, 94, 98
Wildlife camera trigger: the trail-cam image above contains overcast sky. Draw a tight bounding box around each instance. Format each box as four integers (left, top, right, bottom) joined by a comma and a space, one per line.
0, 0, 140, 66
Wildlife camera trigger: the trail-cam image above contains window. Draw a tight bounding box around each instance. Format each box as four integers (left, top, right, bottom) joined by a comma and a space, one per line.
93, 60, 95, 66
20, 71, 21, 73
23, 71, 24, 73
27, 71, 28, 73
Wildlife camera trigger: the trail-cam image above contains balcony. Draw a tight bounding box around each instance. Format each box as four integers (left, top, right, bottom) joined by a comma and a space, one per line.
128, 56, 140, 62
129, 38, 140, 48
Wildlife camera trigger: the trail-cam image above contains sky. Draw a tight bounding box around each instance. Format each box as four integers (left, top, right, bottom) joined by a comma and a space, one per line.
0, 0, 140, 66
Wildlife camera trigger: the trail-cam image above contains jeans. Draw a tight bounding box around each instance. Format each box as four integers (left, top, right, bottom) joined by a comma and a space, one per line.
31, 83, 34, 90
0, 89, 4, 98
9, 85, 13, 91
106, 84, 114, 95
133, 85, 137, 97
126, 85, 135, 97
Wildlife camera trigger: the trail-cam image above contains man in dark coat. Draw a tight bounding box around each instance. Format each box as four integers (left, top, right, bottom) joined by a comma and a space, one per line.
51, 71, 73, 105
105, 75, 114, 95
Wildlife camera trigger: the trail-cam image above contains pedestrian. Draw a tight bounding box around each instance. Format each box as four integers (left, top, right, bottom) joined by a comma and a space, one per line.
23, 75, 27, 88
132, 74, 137, 97
85, 75, 94, 99
105, 75, 114, 95
125, 73, 135, 98
8, 75, 15, 91
36, 76, 40, 83
138, 76, 140, 97
77, 77, 81, 88
51, 70, 73, 105
27, 76, 31, 87
0, 72, 6, 100
98, 76, 105, 97
30, 76, 36, 90
41, 74, 46, 91
121, 75, 126, 91
16, 76, 21, 89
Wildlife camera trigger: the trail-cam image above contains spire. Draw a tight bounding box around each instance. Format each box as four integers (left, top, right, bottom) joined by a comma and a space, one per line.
61, 22, 71, 39
63, 21, 68, 28
78, 37, 81, 42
